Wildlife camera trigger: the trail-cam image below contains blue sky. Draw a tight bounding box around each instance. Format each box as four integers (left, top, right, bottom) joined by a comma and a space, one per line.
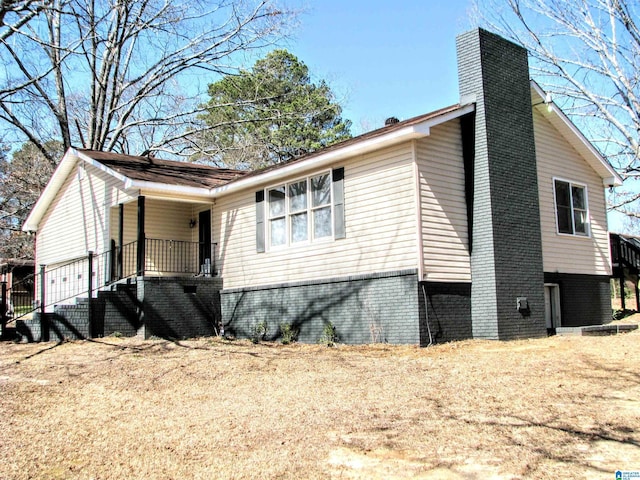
286, 1, 476, 134
283, 2, 628, 231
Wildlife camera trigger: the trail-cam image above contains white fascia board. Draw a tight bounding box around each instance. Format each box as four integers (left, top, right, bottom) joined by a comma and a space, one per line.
212, 103, 475, 197
77, 150, 129, 183
22, 148, 81, 232
530, 81, 623, 187
123, 178, 213, 198
81, 150, 213, 199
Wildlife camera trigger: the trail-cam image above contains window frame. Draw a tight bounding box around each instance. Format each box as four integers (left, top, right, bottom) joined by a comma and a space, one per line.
265, 171, 335, 249
552, 177, 590, 237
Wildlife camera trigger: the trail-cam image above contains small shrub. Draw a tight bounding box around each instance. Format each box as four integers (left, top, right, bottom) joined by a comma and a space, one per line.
319, 321, 337, 347
279, 322, 298, 345
250, 320, 268, 344
112, 331, 122, 338
369, 322, 384, 343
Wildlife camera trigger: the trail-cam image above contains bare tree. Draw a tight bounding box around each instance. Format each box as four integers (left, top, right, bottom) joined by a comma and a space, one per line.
0, 140, 61, 259
476, 0, 640, 218
0, 0, 295, 163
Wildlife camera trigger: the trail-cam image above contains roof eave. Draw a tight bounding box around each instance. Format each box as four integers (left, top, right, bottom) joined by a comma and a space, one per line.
212, 103, 475, 197
22, 148, 81, 232
530, 80, 623, 187
124, 178, 213, 198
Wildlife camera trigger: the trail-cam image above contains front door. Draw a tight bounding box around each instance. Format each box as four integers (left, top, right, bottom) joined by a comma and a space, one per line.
199, 210, 212, 274
544, 284, 561, 330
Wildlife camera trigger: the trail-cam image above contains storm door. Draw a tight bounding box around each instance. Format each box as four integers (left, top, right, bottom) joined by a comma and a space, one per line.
199, 210, 212, 275
544, 284, 561, 330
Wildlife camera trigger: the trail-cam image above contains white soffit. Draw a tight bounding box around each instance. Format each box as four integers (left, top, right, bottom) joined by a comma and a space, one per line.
212, 103, 476, 197
22, 148, 81, 232
530, 81, 623, 187
22, 103, 476, 231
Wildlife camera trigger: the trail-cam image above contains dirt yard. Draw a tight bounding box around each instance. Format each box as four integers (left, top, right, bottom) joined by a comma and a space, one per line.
0, 323, 639, 480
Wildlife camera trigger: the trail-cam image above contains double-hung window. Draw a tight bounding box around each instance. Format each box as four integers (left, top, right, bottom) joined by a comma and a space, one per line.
553, 179, 589, 236
268, 172, 333, 247
256, 167, 344, 252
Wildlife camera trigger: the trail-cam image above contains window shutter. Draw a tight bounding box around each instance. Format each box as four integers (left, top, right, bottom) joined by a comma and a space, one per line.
332, 167, 345, 239
256, 190, 265, 252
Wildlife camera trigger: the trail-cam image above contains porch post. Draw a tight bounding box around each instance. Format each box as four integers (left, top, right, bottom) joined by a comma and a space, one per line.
87, 251, 93, 338
118, 203, 124, 279
1, 281, 7, 340
39, 264, 48, 342
619, 266, 626, 311
136, 196, 146, 276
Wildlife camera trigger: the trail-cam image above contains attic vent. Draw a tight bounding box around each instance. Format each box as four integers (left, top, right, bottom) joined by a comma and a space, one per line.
385, 117, 399, 126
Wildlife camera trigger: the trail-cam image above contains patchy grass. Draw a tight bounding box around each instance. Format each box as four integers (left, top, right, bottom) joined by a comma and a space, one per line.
0, 330, 638, 480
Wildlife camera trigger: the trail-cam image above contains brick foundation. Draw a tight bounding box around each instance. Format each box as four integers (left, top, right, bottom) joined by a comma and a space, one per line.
544, 273, 612, 327
222, 270, 420, 345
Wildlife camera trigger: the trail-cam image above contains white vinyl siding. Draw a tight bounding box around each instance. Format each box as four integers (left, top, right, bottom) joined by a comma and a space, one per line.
534, 108, 611, 275
110, 200, 213, 244
215, 143, 418, 289
144, 199, 197, 242
36, 163, 135, 266
108, 199, 213, 277
416, 120, 471, 282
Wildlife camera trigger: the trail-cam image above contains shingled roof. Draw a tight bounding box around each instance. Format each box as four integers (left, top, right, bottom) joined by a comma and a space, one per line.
78, 149, 247, 189
227, 104, 464, 184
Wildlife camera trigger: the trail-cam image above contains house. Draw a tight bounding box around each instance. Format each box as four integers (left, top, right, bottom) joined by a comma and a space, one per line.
21, 28, 622, 344
1, 259, 35, 312
609, 232, 640, 311
0, 258, 35, 337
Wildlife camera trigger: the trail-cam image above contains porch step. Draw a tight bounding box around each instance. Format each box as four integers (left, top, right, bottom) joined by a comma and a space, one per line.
105, 277, 138, 292
556, 324, 638, 336
115, 281, 137, 292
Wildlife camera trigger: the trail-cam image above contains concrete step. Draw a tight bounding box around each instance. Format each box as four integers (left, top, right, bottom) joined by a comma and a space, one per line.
556, 324, 638, 336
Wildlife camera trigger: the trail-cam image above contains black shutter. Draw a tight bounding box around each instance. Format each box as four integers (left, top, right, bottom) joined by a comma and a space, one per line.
332, 168, 345, 239
256, 190, 265, 253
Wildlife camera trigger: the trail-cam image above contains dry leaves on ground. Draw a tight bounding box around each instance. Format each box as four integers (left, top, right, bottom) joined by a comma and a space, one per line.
0, 326, 638, 480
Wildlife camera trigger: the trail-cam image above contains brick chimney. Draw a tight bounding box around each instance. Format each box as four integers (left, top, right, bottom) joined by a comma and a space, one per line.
456, 28, 546, 340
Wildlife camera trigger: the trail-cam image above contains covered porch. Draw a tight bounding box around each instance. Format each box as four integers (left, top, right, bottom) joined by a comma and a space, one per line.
109, 195, 216, 281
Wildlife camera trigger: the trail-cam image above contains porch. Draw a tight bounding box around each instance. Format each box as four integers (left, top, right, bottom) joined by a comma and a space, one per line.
610, 232, 640, 312
111, 195, 216, 280
4, 242, 221, 342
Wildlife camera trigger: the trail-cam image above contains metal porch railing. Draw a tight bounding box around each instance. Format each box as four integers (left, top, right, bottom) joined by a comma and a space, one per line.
1, 239, 215, 337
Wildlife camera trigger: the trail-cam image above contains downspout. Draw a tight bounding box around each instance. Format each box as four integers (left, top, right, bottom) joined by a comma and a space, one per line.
421, 282, 433, 347
412, 140, 433, 346
411, 140, 425, 282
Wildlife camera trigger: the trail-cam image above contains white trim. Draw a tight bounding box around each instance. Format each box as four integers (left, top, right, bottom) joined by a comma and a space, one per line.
22, 148, 81, 232
76, 150, 129, 184
552, 176, 591, 237
211, 104, 475, 198
124, 179, 211, 197
411, 140, 425, 281
264, 170, 335, 251
531, 81, 623, 187
544, 283, 562, 328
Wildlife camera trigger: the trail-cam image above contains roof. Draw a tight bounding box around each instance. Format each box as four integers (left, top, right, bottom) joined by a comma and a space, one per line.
22, 85, 621, 232
0, 259, 35, 268
78, 149, 246, 189
217, 103, 476, 193
229, 104, 465, 185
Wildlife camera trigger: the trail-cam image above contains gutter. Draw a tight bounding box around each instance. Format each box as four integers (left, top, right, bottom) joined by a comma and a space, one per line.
22, 103, 475, 231
210, 103, 475, 198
